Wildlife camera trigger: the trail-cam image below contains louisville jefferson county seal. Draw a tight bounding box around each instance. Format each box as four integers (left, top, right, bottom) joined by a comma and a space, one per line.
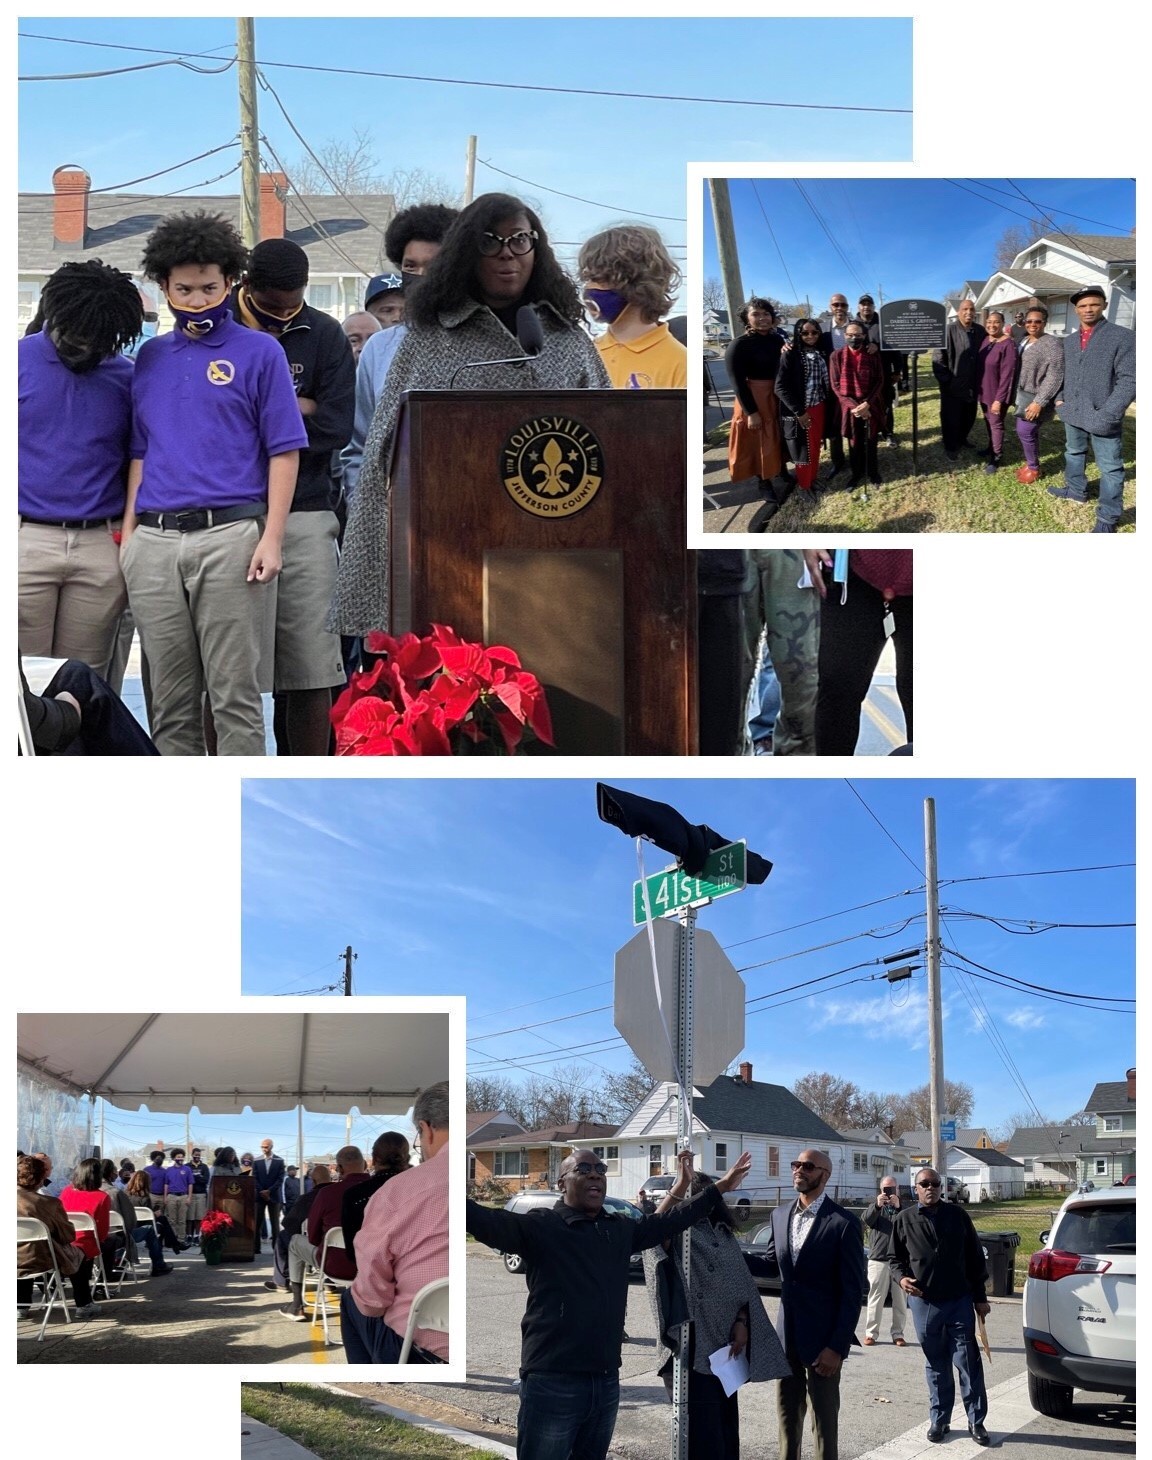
501, 415, 604, 518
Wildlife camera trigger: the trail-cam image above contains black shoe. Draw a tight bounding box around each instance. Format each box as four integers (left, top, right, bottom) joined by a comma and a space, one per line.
976, 446, 990, 458
944, 451, 959, 463
927, 1421, 950, 1443
868, 472, 882, 485
263, 1280, 288, 1292
150, 1264, 174, 1277
1048, 484, 1088, 503
1091, 519, 1117, 533
824, 461, 847, 481
847, 475, 863, 490
983, 459, 1000, 475
969, 1422, 990, 1446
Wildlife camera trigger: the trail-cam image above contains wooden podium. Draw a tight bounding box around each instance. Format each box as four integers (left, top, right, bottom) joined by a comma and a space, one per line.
208, 1173, 255, 1261
389, 389, 694, 755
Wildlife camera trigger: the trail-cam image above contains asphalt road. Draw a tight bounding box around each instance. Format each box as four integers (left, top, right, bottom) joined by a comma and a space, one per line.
362, 1245, 1134, 1460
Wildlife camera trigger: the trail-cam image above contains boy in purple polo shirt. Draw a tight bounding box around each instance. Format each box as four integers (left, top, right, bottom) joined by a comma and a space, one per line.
121, 211, 308, 755
164, 1149, 195, 1243
18, 260, 143, 678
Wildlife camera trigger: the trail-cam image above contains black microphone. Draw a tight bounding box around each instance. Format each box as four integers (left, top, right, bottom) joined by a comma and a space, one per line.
449, 305, 546, 386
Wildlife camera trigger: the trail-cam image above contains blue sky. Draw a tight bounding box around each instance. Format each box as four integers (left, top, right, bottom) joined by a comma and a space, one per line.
241, 778, 1134, 1136
18, 17, 911, 286
702, 178, 1136, 313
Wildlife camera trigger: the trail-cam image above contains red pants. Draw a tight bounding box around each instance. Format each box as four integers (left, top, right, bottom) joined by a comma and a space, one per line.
794, 401, 825, 490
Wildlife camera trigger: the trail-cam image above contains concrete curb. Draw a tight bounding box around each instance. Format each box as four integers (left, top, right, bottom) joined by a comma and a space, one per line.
240, 1416, 322, 1460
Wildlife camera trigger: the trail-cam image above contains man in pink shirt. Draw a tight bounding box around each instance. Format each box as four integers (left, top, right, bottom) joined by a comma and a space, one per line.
340, 1081, 449, 1363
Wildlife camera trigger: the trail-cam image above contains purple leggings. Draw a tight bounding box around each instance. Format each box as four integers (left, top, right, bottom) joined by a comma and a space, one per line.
982, 403, 1006, 460
1015, 414, 1041, 469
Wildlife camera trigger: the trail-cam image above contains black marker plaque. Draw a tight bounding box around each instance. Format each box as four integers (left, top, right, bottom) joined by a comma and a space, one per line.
879, 298, 947, 351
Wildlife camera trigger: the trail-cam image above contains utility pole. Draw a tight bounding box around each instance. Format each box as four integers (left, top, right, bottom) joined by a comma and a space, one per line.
342, 945, 356, 996
237, 19, 261, 246
924, 798, 946, 1174
707, 179, 745, 346
464, 135, 477, 205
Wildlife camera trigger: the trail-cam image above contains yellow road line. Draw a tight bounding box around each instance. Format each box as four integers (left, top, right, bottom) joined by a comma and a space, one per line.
863, 684, 904, 749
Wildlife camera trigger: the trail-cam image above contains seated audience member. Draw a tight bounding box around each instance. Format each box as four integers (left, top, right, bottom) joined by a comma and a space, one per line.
59, 1157, 117, 1314
340, 1082, 450, 1363
19, 657, 158, 756
17, 1155, 88, 1317
264, 1163, 331, 1294
577, 224, 687, 388
281, 1146, 369, 1320
100, 1158, 172, 1277
126, 1167, 185, 1253
342, 1132, 412, 1263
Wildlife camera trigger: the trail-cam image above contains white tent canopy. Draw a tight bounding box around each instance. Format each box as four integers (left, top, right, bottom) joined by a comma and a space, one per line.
17, 1011, 448, 1114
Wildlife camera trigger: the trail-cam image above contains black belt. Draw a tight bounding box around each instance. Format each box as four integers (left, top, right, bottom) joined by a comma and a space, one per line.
136, 504, 265, 532
24, 516, 117, 529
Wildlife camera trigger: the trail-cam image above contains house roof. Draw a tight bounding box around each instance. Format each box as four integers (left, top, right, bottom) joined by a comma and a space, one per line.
692, 1075, 844, 1144
836, 1128, 894, 1143
1043, 233, 1137, 265
18, 187, 395, 279
989, 268, 1084, 297
899, 1128, 989, 1151
1087, 1080, 1135, 1113
1005, 1126, 1134, 1159
466, 1110, 525, 1143
470, 1120, 618, 1151
950, 1145, 1024, 1169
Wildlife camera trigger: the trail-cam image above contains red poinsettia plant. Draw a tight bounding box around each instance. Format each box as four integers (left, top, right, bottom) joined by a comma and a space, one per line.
199, 1210, 234, 1242
331, 623, 554, 756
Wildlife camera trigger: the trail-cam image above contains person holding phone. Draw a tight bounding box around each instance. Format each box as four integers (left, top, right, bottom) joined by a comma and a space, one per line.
862, 1178, 908, 1346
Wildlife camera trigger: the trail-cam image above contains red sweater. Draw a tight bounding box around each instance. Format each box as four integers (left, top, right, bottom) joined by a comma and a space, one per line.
60, 1187, 111, 1258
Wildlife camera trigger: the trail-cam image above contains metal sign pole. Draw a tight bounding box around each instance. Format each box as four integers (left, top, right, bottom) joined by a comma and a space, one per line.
912, 353, 919, 475
671, 905, 696, 1460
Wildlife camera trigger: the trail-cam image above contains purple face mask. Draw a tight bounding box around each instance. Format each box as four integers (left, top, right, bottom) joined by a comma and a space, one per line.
583, 287, 630, 324
165, 294, 233, 338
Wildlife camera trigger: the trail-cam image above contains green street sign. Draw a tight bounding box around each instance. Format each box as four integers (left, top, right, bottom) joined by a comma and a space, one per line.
633, 841, 746, 924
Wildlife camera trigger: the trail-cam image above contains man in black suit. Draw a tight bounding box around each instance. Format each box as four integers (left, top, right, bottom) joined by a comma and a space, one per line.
254, 1138, 286, 1255
761, 1148, 866, 1460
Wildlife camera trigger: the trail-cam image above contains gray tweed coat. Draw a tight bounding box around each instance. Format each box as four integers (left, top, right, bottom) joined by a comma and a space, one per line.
329, 299, 611, 636
644, 1216, 791, 1382
1013, 332, 1064, 416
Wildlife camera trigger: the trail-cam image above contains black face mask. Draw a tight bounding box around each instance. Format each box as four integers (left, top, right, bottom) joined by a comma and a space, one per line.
54, 340, 105, 373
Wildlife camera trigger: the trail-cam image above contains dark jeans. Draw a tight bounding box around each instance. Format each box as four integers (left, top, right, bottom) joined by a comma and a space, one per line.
44, 659, 159, 755
516, 1371, 620, 1460
909, 1294, 988, 1427
816, 570, 912, 755
338, 1286, 445, 1365
698, 592, 749, 755
1063, 421, 1126, 525
255, 1198, 281, 1251
939, 393, 978, 454
131, 1222, 166, 1269
778, 1349, 841, 1460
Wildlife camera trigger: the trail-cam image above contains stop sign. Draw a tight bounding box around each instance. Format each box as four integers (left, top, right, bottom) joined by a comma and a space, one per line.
613, 922, 745, 1085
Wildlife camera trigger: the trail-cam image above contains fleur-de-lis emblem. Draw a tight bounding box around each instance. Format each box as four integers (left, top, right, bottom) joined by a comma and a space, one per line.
531, 436, 574, 496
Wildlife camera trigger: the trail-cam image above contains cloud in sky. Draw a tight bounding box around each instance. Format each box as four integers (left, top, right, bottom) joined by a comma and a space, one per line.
1005, 1008, 1047, 1031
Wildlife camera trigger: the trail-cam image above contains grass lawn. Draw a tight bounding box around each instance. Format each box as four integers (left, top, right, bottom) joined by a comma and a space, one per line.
242, 1383, 505, 1460
711, 355, 1136, 532
968, 1193, 1072, 1285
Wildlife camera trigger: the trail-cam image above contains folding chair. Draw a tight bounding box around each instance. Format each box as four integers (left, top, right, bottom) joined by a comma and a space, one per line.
310, 1227, 355, 1347
67, 1211, 112, 1305
102, 1212, 137, 1293
398, 1277, 449, 1363
17, 1216, 74, 1340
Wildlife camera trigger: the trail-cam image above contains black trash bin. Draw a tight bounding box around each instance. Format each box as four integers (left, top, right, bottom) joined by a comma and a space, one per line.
976, 1231, 1021, 1296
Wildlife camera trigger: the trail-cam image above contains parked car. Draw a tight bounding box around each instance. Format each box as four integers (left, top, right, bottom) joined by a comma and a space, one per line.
496, 1189, 648, 1277
1023, 1186, 1136, 1418
735, 1220, 869, 1302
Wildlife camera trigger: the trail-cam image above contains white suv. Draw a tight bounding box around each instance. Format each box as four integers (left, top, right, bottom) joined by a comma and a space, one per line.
1023, 1186, 1136, 1417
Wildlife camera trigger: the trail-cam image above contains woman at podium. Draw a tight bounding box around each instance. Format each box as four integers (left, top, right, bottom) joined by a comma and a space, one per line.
331, 192, 610, 637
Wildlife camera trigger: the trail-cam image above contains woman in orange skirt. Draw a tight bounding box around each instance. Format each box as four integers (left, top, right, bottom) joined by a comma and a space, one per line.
724, 298, 792, 513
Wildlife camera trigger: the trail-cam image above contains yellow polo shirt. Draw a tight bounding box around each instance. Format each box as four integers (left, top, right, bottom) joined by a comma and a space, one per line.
595, 323, 688, 389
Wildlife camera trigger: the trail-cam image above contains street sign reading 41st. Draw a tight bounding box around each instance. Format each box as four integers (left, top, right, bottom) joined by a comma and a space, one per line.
633, 841, 747, 925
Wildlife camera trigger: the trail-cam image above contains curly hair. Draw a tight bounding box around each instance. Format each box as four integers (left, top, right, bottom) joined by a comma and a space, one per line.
39, 258, 144, 357
371, 1130, 412, 1178
384, 203, 459, 269
408, 193, 583, 328
17, 1155, 47, 1191
577, 225, 680, 322
126, 1169, 152, 1202
688, 1171, 736, 1229
140, 210, 247, 284
738, 297, 777, 329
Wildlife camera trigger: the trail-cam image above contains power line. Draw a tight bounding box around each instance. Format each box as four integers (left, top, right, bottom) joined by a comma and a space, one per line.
1002, 179, 1093, 257
961, 180, 1131, 233
257, 135, 375, 279
750, 180, 802, 309
942, 947, 1133, 1004
723, 888, 923, 950
19, 55, 236, 81
939, 862, 1134, 886
18, 141, 241, 212
19, 159, 244, 217
792, 180, 866, 296
478, 158, 685, 223
17, 33, 912, 115
843, 780, 923, 877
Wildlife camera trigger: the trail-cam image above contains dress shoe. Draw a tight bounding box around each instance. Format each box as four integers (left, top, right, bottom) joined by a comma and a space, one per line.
863, 1336, 877, 1345
1048, 484, 1087, 502
983, 459, 1000, 475
969, 1422, 991, 1446
893, 1337, 907, 1346
1016, 465, 1040, 484
281, 1306, 308, 1322
263, 1279, 288, 1292
150, 1264, 174, 1277
926, 1421, 949, 1443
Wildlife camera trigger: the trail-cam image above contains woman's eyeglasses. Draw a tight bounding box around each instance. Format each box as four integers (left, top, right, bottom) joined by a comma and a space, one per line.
479, 229, 539, 257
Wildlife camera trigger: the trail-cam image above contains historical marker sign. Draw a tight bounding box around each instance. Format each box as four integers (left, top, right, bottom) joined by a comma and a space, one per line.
879, 298, 947, 352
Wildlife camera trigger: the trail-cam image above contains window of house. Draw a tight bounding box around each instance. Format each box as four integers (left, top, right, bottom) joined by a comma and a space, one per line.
468, 1154, 476, 1180
715, 1142, 728, 1172
18, 283, 40, 326
306, 281, 335, 312
1027, 247, 1047, 268
1094, 1158, 1109, 1177
1023, 1159, 1034, 1173
853, 1152, 868, 1172
767, 1146, 779, 1178
591, 1145, 620, 1175
494, 1150, 526, 1177
1103, 1116, 1122, 1133
649, 1144, 663, 1177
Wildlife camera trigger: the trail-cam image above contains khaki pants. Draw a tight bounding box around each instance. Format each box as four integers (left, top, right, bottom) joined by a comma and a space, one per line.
18, 519, 127, 677
866, 1257, 908, 1339
121, 519, 274, 756
165, 1193, 191, 1239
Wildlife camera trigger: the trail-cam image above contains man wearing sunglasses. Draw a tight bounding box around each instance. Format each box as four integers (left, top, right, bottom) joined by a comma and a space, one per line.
758, 1149, 866, 1460
466, 1145, 753, 1460
890, 1169, 991, 1446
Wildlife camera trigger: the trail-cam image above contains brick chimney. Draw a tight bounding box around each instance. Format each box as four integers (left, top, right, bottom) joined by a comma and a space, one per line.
1126, 1067, 1135, 1102
259, 171, 288, 240
52, 164, 91, 249
738, 1061, 753, 1085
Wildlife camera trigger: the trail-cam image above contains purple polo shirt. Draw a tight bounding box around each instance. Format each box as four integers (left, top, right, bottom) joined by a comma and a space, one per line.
18, 331, 134, 520
146, 1164, 167, 1197
130, 316, 307, 512
165, 1162, 194, 1196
